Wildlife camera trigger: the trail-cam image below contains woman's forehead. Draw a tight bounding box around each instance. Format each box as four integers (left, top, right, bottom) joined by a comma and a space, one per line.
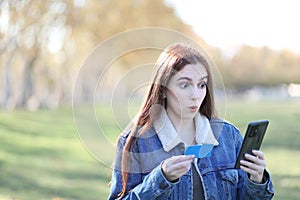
175, 64, 208, 80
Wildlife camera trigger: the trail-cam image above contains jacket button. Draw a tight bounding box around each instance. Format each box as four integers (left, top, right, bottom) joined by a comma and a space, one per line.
209, 196, 215, 200
200, 163, 206, 168
178, 143, 185, 154
159, 183, 168, 189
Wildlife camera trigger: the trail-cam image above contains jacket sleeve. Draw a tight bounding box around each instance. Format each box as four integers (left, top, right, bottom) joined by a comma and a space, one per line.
108, 135, 178, 200
238, 169, 274, 199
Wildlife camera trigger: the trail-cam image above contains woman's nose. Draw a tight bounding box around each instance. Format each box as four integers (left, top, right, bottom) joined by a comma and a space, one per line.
190, 86, 201, 100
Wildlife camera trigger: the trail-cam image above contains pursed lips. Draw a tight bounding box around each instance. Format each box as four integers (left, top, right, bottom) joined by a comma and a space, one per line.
188, 105, 199, 112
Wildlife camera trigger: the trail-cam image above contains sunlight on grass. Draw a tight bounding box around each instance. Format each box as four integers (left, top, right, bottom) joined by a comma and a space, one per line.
0, 100, 299, 199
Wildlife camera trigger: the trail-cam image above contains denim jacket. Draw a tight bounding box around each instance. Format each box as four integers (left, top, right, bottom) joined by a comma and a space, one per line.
108, 113, 274, 200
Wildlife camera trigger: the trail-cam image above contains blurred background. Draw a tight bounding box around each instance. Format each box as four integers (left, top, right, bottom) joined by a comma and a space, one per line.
0, 0, 299, 199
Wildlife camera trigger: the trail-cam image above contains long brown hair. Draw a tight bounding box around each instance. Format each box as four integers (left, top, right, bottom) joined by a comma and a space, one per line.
118, 43, 216, 198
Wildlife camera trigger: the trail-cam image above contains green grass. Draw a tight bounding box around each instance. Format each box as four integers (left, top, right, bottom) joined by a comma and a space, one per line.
0, 99, 299, 199
0, 108, 111, 200
226, 99, 300, 200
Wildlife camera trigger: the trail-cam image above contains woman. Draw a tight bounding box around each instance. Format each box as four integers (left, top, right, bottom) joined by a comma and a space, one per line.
108, 43, 274, 199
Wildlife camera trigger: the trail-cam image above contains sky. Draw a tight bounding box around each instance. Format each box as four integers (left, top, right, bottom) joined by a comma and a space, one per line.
165, 0, 300, 54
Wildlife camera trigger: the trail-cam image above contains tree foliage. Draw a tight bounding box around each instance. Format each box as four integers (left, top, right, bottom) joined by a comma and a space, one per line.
0, 0, 193, 109
0, 0, 299, 109
220, 45, 300, 88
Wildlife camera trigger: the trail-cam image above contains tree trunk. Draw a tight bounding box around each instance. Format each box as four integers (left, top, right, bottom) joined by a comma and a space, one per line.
2, 51, 14, 109
18, 56, 37, 108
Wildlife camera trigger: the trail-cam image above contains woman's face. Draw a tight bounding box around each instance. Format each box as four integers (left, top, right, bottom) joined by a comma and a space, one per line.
166, 63, 208, 121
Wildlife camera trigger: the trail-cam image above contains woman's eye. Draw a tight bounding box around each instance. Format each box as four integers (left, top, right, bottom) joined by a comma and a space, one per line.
179, 83, 189, 88
198, 83, 207, 89
178, 82, 206, 89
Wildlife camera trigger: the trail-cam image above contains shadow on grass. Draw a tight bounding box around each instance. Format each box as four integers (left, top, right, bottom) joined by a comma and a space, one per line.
0, 150, 110, 200
0, 168, 104, 199
272, 174, 300, 200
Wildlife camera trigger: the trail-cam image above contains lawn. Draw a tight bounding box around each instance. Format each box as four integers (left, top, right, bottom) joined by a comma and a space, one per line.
0, 99, 299, 199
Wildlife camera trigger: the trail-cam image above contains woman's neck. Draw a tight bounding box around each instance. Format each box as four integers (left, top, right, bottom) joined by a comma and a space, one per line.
168, 114, 196, 145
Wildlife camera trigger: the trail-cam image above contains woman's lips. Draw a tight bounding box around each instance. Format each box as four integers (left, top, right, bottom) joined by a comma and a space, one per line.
189, 106, 198, 112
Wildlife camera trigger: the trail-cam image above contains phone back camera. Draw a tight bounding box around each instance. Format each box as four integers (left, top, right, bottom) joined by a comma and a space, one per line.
249, 126, 259, 137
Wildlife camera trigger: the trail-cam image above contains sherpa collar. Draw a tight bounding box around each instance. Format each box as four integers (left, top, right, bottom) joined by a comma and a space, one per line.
153, 109, 219, 152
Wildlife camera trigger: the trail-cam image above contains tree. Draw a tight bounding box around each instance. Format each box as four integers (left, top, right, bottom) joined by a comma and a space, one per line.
0, 0, 197, 109
223, 45, 300, 88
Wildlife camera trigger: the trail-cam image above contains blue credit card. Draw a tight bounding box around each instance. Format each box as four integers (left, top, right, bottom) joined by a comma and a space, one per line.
184, 144, 214, 158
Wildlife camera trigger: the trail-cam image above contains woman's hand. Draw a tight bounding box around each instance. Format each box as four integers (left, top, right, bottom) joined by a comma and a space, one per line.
240, 150, 266, 183
161, 155, 194, 182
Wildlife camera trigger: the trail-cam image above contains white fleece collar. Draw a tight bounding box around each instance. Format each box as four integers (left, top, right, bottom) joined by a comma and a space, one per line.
153, 109, 219, 152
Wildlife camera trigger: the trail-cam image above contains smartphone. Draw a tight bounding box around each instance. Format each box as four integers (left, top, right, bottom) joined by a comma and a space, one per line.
235, 120, 269, 169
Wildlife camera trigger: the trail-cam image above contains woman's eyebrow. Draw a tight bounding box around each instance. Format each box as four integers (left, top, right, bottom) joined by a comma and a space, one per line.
177, 77, 192, 82
200, 75, 208, 81
176, 75, 208, 82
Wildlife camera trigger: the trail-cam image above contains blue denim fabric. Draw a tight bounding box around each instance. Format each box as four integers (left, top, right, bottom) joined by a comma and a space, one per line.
108, 119, 274, 200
